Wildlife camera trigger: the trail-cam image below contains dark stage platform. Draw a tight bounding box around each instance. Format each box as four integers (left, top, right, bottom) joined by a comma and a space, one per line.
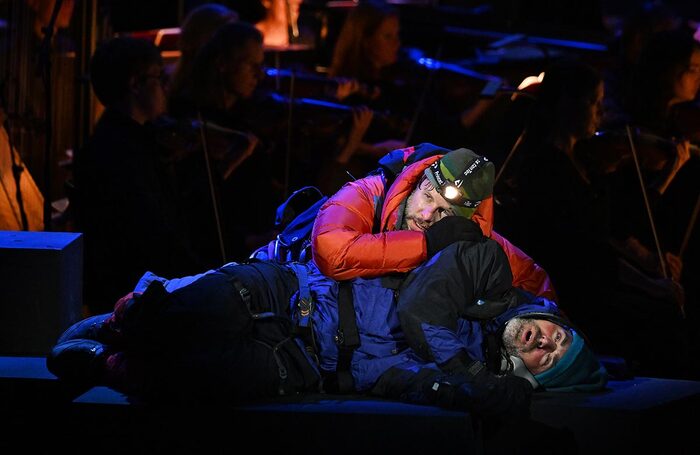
1, 356, 698, 454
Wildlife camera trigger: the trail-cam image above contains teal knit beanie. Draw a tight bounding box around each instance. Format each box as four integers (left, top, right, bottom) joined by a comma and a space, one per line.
534, 330, 609, 392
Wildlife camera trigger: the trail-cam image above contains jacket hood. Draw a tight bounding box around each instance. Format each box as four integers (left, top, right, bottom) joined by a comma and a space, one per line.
486, 293, 563, 335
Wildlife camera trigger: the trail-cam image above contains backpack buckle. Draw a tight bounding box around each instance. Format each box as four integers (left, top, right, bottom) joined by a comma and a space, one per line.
299, 297, 312, 317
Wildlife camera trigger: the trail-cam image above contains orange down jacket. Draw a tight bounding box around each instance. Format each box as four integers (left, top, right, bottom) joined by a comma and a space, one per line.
311, 148, 557, 300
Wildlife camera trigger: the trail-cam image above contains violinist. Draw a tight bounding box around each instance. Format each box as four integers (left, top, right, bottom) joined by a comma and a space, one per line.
613, 28, 700, 348
328, 0, 411, 129
497, 59, 692, 378
596, 29, 698, 287
577, 28, 699, 274
166, 22, 270, 266
591, 27, 698, 215
496, 59, 611, 301
610, 27, 698, 186
318, 0, 412, 191
73, 37, 203, 315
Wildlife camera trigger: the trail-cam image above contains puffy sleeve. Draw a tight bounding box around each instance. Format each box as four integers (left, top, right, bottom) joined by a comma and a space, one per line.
311, 176, 426, 280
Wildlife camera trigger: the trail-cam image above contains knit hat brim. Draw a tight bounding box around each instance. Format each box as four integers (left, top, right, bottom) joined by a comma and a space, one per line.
533, 330, 609, 392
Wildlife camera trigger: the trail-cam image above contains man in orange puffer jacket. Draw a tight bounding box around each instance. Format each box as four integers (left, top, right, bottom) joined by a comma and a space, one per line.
311, 143, 556, 301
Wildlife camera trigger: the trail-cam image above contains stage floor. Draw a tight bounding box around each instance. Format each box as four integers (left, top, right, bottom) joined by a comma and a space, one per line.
2, 356, 698, 454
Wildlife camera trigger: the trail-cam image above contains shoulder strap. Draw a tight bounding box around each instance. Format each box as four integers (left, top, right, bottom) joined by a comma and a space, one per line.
289, 263, 313, 328
326, 280, 360, 394
288, 263, 317, 357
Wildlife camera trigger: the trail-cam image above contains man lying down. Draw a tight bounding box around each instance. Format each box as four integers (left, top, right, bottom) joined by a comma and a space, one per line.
48, 238, 608, 419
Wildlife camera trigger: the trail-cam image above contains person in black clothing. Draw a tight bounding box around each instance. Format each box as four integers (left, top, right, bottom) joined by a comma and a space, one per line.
497, 60, 609, 283
167, 21, 277, 265
322, 0, 410, 189
498, 59, 691, 379
494, 59, 617, 352
608, 29, 698, 377
72, 37, 202, 315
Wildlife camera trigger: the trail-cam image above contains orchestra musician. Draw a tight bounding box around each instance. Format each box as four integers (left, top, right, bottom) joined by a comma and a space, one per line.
496, 58, 694, 379
73, 37, 204, 315
318, 0, 411, 191
165, 21, 271, 266
592, 28, 698, 300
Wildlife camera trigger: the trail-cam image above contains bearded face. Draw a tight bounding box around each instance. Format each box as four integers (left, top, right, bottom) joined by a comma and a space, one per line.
502, 317, 572, 375
401, 177, 456, 231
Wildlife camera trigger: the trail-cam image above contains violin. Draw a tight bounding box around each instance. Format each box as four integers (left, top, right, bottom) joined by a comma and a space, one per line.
152, 115, 257, 180
578, 126, 700, 177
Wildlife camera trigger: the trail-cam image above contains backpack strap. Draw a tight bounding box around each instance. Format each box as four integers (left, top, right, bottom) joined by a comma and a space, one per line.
288, 263, 318, 361
290, 263, 313, 330
324, 280, 360, 394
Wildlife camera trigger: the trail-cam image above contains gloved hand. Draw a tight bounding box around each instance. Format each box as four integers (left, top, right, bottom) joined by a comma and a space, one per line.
424, 216, 482, 258
468, 368, 533, 418
426, 363, 533, 419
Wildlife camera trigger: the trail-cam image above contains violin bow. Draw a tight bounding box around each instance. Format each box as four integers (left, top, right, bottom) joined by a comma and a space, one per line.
625, 124, 668, 279
494, 128, 527, 185
197, 111, 228, 264
624, 125, 688, 317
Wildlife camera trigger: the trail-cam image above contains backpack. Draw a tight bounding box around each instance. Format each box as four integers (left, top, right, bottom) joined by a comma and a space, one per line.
250, 143, 450, 263
250, 186, 327, 263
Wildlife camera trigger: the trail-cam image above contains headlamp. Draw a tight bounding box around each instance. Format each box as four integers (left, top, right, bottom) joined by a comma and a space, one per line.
426, 156, 490, 209
442, 185, 462, 202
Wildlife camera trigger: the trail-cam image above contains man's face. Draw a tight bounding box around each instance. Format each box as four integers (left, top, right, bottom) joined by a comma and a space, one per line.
402, 177, 456, 231
502, 318, 572, 375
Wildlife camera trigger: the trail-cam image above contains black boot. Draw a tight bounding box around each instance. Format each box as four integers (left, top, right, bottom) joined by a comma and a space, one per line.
46, 338, 108, 386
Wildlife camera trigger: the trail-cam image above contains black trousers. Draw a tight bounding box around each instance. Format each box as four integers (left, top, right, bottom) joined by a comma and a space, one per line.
120, 261, 320, 403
